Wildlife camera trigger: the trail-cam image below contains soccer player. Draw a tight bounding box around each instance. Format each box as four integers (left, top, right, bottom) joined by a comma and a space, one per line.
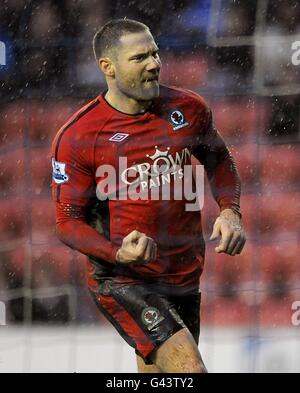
51, 19, 246, 373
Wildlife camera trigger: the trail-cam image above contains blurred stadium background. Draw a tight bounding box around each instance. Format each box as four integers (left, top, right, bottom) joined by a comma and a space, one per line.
0, 0, 300, 373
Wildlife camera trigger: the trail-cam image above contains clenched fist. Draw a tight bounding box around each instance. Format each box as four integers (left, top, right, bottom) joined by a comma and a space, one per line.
116, 230, 158, 265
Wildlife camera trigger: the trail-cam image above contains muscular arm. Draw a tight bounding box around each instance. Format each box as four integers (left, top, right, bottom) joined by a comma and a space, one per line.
193, 109, 245, 255
52, 104, 156, 266
193, 111, 241, 216
55, 203, 157, 265
55, 202, 119, 263
51, 120, 119, 265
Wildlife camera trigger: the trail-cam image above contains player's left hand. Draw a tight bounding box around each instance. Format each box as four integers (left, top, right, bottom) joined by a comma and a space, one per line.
209, 208, 246, 256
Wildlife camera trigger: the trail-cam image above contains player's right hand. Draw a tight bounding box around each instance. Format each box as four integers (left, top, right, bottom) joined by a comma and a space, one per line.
116, 230, 157, 265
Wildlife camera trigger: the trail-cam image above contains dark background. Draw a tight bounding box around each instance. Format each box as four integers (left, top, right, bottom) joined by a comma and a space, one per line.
0, 0, 299, 329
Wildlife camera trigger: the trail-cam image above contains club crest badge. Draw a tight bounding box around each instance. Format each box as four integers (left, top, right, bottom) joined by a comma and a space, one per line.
141, 307, 165, 330
169, 109, 189, 131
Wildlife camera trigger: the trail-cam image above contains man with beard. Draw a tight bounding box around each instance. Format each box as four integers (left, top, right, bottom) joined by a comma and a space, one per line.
51, 19, 246, 373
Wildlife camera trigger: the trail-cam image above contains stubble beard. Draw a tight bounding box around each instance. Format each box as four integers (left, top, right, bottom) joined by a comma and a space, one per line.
117, 78, 160, 103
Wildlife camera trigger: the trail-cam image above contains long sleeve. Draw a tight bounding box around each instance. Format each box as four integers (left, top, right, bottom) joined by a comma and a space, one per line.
193, 110, 241, 216
51, 120, 119, 265
55, 202, 119, 264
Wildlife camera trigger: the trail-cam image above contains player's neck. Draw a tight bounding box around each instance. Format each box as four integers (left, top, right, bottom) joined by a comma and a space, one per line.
105, 89, 152, 115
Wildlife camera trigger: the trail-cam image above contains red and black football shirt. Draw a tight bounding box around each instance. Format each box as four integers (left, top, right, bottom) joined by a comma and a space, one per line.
52, 85, 241, 289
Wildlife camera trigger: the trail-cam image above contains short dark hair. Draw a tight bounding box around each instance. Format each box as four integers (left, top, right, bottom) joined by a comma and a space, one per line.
93, 18, 150, 61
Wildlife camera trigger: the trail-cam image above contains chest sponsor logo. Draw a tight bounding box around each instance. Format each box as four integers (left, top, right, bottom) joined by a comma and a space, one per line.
52, 159, 69, 184
109, 133, 129, 142
95, 145, 204, 212
121, 146, 189, 189
169, 109, 189, 131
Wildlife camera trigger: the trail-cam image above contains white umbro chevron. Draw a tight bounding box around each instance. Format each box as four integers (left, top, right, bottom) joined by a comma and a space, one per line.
109, 133, 129, 142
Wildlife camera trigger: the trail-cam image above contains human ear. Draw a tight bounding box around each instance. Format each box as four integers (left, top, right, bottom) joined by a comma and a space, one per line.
99, 57, 115, 77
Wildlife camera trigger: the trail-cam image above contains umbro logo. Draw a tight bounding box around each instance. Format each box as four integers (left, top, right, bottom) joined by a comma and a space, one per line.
109, 133, 129, 142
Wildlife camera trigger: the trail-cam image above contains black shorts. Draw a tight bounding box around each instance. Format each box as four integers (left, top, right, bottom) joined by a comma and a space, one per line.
91, 282, 201, 364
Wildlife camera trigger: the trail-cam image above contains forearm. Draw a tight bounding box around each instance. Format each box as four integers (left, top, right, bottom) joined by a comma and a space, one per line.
55, 203, 119, 264
56, 220, 118, 263
192, 122, 241, 216
207, 153, 241, 216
